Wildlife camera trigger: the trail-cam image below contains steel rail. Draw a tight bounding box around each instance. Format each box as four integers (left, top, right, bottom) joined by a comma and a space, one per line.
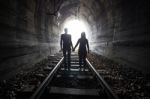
86, 58, 119, 99
30, 57, 64, 99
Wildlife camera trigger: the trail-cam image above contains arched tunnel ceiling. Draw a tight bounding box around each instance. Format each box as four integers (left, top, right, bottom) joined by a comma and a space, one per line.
58, 0, 107, 29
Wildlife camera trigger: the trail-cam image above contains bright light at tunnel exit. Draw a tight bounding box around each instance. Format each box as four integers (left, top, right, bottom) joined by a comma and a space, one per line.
63, 19, 88, 45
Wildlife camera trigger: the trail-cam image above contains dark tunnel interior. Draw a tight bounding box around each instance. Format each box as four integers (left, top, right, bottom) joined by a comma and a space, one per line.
0, 0, 150, 98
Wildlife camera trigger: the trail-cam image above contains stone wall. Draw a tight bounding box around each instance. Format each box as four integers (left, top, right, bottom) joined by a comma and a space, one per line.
92, 0, 150, 73
0, 0, 59, 80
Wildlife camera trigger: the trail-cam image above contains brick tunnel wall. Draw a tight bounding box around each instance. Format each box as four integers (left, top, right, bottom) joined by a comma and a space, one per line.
0, 0, 59, 80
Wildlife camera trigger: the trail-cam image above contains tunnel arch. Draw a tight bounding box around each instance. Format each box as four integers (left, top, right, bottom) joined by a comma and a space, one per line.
60, 17, 92, 45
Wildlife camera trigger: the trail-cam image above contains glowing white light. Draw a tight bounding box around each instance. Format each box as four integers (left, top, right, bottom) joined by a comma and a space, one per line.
63, 19, 88, 45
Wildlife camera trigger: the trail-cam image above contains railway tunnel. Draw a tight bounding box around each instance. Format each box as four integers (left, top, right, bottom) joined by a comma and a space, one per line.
0, 0, 150, 99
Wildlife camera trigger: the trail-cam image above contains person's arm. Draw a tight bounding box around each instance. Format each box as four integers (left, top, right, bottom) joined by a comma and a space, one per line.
60, 35, 63, 50
87, 39, 89, 53
70, 35, 73, 50
74, 39, 80, 50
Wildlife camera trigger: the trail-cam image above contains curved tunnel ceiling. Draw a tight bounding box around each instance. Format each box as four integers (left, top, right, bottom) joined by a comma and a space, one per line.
57, 0, 109, 44
58, 0, 104, 28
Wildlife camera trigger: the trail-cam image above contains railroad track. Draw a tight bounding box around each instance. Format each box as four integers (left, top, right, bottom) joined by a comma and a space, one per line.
30, 52, 119, 99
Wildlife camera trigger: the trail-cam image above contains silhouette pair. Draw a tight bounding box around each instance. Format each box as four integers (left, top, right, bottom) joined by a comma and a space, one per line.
60, 28, 89, 71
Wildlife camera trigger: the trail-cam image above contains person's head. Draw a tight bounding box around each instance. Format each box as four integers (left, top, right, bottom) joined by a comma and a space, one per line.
81, 32, 86, 38
64, 28, 68, 34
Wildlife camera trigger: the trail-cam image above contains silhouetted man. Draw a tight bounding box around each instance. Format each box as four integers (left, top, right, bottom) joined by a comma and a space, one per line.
73, 32, 89, 71
60, 28, 73, 70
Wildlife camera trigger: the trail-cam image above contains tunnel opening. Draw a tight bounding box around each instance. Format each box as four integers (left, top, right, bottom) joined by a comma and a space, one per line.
62, 19, 90, 45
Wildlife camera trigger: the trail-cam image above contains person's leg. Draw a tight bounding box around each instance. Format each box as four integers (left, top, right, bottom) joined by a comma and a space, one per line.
84, 51, 87, 71
83, 52, 87, 71
81, 55, 85, 71
83, 57, 86, 71
63, 49, 67, 69
81, 56, 84, 71
79, 54, 82, 70
68, 49, 71, 70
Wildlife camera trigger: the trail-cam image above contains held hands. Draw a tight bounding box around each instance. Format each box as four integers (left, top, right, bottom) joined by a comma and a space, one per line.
72, 48, 75, 52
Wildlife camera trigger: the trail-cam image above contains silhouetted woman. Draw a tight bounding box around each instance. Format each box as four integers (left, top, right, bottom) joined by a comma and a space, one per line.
73, 32, 89, 70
